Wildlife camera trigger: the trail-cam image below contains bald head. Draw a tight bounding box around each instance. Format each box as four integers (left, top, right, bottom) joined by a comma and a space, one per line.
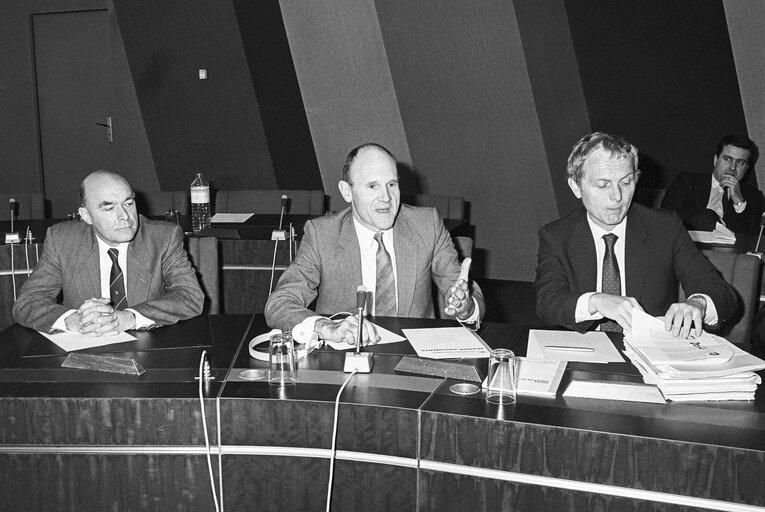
77, 171, 139, 246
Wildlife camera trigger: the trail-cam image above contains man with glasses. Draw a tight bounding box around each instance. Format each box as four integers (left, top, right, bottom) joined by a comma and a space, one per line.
662, 135, 762, 235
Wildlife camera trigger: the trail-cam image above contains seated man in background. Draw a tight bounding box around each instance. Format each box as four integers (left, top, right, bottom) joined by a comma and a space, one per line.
13, 170, 204, 334
661, 135, 763, 234
265, 143, 484, 345
535, 132, 737, 337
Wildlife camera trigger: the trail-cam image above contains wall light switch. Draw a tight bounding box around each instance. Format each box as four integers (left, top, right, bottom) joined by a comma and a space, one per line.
199, 68, 208, 80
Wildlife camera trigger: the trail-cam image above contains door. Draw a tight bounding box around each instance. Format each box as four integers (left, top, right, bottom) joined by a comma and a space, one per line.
33, 9, 114, 217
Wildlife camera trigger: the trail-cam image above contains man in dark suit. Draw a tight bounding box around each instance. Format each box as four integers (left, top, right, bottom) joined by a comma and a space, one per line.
266, 143, 484, 345
661, 135, 762, 234
13, 171, 204, 334
535, 132, 737, 338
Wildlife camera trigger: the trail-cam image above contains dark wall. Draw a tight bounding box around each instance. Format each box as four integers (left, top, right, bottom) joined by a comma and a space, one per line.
231, 0, 321, 190
112, 0, 277, 192
565, 0, 749, 189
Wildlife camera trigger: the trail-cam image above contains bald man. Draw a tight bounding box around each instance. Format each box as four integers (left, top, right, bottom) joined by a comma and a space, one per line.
13, 171, 204, 334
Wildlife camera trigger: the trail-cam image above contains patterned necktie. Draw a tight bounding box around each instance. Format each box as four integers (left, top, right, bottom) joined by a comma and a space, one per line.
600, 233, 622, 332
374, 232, 396, 316
108, 248, 127, 310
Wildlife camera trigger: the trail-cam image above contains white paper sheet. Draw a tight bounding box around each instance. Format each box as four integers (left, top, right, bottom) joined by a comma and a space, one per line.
211, 213, 253, 223
527, 329, 624, 363
40, 331, 136, 352
402, 326, 491, 359
324, 321, 406, 350
688, 222, 735, 244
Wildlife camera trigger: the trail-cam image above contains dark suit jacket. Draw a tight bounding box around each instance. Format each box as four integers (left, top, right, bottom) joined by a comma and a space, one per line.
534, 204, 737, 331
661, 171, 763, 234
265, 204, 484, 331
13, 216, 204, 332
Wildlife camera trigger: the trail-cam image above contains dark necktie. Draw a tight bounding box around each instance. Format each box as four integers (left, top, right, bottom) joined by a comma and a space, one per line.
600, 233, 622, 332
108, 248, 127, 310
374, 232, 396, 316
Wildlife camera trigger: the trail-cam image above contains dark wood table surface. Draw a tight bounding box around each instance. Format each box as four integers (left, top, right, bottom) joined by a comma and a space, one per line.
0, 314, 763, 511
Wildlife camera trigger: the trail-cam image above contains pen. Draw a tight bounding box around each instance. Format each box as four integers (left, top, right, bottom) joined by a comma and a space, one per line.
544, 345, 595, 352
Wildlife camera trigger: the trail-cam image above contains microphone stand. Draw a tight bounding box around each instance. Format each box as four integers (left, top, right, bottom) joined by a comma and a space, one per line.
268, 195, 289, 295
5, 199, 19, 244
344, 286, 374, 373
747, 213, 765, 260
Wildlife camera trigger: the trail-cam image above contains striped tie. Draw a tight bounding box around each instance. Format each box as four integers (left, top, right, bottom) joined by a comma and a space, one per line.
374, 232, 396, 316
600, 233, 622, 332
108, 248, 127, 310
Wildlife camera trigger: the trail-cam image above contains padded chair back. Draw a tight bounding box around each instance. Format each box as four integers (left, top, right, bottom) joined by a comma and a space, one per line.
0, 193, 45, 221
401, 194, 465, 220
136, 191, 190, 216
215, 190, 325, 215
635, 188, 667, 209
186, 236, 220, 314
681, 251, 761, 345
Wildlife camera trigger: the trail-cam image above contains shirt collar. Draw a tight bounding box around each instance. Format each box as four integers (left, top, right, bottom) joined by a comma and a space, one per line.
94, 234, 129, 255
585, 212, 627, 241
352, 216, 392, 249
711, 175, 723, 190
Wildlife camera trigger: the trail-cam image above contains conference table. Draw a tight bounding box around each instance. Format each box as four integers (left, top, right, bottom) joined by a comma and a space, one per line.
0, 314, 763, 511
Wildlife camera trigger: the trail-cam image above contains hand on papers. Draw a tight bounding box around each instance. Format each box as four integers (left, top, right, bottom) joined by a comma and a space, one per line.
314, 315, 380, 346
444, 258, 474, 318
64, 298, 136, 336
663, 296, 706, 339
588, 293, 644, 331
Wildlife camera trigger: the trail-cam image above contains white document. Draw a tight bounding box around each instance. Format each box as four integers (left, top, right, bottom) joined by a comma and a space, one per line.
324, 321, 406, 350
211, 213, 253, 223
515, 358, 567, 397
527, 330, 624, 363
402, 326, 491, 359
40, 331, 137, 352
563, 379, 667, 404
688, 222, 735, 244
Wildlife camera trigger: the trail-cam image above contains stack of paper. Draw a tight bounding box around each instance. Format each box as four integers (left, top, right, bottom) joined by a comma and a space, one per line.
688, 222, 736, 245
624, 309, 765, 401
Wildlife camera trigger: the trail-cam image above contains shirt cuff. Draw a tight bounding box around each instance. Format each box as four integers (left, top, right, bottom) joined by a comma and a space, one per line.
51, 310, 77, 332
293, 315, 324, 343
127, 308, 155, 329
575, 292, 604, 323
456, 297, 481, 330
687, 293, 718, 325
733, 200, 747, 214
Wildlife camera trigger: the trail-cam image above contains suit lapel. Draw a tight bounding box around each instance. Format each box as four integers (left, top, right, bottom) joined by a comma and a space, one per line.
335, 212, 364, 301
392, 209, 418, 316
126, 222, 151, 307
624, 207, 650, 299
72, 228, 101, 299
571, 210, 597, 292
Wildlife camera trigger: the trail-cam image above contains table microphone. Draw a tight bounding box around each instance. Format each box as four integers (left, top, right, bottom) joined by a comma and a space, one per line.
268, 195, 290, 294
5, 198, 19, 244
344, 285, 374, 373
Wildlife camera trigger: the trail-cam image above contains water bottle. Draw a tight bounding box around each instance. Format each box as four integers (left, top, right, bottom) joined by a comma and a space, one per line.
190, 173, 211, 234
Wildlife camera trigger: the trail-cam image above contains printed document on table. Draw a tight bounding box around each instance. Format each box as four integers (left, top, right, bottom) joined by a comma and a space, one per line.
527, 329, 624, 363
402, 327, 491, 359
211, 213, 253, 223
40, 331, 136, 352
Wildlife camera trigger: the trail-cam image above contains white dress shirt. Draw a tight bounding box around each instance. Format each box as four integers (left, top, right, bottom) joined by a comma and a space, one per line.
707, 176, 747, 220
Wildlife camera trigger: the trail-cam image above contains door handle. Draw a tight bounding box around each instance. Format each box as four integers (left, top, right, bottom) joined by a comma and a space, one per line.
96, 116, 113, 143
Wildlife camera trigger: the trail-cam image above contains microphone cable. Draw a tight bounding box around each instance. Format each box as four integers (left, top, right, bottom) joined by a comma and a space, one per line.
9, 241, 17, 301
325, 368, 358, 512
198, 350, 220, 512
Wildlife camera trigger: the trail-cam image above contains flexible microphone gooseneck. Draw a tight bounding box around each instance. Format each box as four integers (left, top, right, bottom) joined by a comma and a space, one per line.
9, 198, 16, 234
754, 213, 765, 254
268, 195, 290, 295
344, 285, 374, 372
355, 285, 366, 354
